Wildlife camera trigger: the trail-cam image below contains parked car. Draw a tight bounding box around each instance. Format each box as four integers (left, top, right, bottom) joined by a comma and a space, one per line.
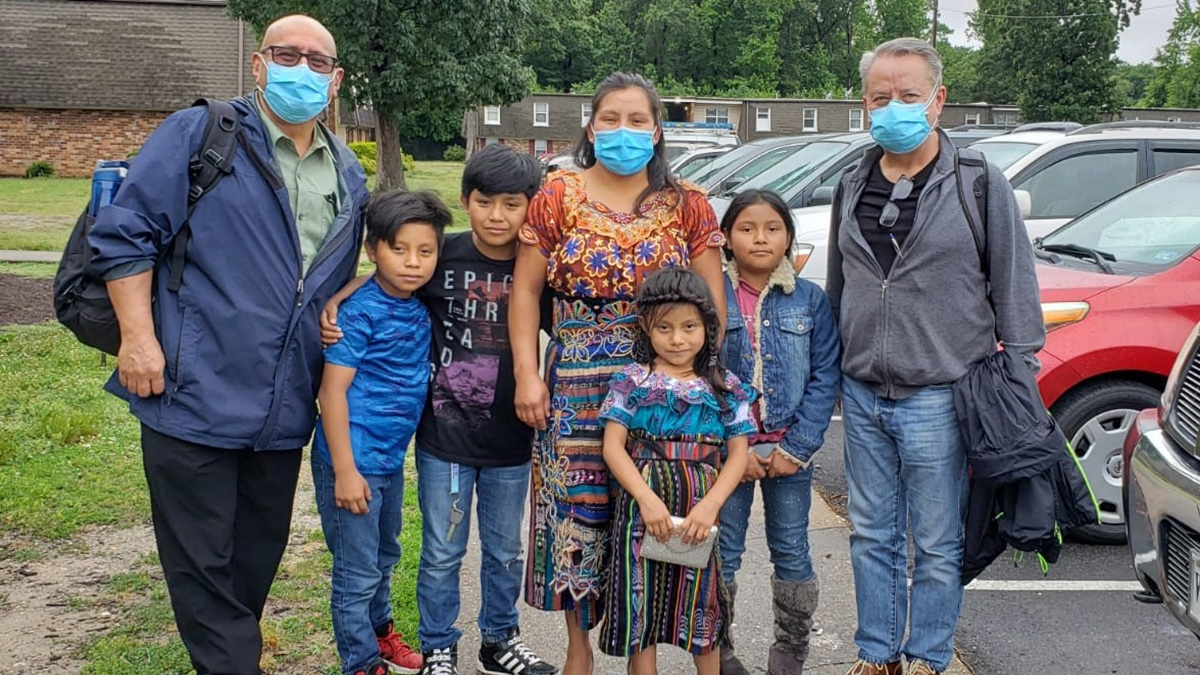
1034, 165, 1200, 543
1125, 320, 1200, 639
688, 135, 820, 191
671, 146, 731, 180
1004, 121, 1200, 239
967, 128, 1073, 170
543, 148, 583, 175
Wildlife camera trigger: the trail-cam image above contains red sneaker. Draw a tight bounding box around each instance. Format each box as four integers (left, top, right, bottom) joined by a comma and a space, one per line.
376, 620, 423, 673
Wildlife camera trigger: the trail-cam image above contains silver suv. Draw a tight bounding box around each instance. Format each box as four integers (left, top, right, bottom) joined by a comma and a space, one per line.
1004, 121, 1200, 239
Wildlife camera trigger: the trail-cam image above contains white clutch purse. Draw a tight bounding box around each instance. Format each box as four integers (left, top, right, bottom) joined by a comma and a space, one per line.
640, 515, 718, 569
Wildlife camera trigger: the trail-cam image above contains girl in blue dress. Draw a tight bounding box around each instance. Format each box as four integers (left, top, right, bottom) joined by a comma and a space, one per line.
598, 268, 755, 675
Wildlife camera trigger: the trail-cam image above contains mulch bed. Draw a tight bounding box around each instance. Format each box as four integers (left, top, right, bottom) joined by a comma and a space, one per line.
0, 274, 55, 326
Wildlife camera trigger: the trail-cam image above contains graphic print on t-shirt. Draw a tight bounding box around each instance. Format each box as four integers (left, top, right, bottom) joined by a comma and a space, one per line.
431, 266, 512, 428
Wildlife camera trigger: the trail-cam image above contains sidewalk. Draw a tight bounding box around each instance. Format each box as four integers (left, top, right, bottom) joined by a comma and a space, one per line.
451, 489, 973, 675
0, 250, 58, 263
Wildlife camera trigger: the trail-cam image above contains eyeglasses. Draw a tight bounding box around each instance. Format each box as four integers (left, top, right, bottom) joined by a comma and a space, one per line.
261, 46, 340, 74
878, 175, 914, 230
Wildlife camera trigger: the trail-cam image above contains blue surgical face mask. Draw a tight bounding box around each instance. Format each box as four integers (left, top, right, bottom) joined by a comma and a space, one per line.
868, 82, 940, 155
592, 126, 656, 176
260, 59, 333, 124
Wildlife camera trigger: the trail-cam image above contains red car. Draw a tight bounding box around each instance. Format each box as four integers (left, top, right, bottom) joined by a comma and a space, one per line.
1033, 165, 1200, 544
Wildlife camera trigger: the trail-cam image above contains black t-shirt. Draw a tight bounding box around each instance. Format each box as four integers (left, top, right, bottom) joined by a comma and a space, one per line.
855, 157, 937, 276
416, 232, 532, 466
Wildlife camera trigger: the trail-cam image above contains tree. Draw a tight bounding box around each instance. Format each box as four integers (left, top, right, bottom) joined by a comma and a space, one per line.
1113, 60, 1157, 106
972, 0, 1140, 123
1142, 0, 1200, 107
940, 44, 983, 103
226, 0, 534, 190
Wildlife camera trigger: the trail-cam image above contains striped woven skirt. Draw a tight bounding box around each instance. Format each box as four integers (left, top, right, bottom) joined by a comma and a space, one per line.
525, 296, 636, 629
599, 436, 729, 657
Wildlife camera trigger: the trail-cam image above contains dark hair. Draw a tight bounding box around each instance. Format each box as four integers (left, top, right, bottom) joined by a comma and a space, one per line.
633, 268, 732, 406
461, 143, 542, 200
365, 189, 452, 248
719, 188, 796, 256
573, 71, 681, 212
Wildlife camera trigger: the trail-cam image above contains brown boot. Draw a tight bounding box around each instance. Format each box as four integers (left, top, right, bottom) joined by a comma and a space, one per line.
720, 580, 751, 675
906, 661, 940, 675
767, 576, 819, 675
843, 660, 903, 675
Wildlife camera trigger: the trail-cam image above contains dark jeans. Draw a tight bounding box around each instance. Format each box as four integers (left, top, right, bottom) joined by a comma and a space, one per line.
141, 424, 301, 675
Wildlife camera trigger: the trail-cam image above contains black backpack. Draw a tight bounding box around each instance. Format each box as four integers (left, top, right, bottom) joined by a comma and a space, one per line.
53, 99, 241, 355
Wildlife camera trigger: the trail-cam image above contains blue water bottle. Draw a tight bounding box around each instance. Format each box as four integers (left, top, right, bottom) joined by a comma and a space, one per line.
88, 160, 129, 218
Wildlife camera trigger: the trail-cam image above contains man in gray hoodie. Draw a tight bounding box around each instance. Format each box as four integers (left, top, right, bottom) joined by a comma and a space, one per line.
825, 38, 1045, 675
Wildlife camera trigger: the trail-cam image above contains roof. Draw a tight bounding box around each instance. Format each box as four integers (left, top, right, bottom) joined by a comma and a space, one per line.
2, 0, 255, 111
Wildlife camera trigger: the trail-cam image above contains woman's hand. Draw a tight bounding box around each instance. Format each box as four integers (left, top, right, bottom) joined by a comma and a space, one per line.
742, 452, 769, 483
334, 469, 372, 515
514, 371, 551, 430
320, 298, 344, 347
679, 498, 719, 546
638, 493, 675, 543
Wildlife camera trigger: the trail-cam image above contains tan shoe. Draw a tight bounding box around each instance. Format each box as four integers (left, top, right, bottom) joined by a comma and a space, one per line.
906, 661, 941, 675
844, 660, 903, 675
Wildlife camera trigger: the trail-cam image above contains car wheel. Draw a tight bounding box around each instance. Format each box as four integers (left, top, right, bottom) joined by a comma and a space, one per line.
1050, 379, 1161, 545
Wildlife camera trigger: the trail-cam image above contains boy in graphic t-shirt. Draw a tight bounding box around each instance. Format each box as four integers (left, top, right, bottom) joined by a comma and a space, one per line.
321, 145, 553, 675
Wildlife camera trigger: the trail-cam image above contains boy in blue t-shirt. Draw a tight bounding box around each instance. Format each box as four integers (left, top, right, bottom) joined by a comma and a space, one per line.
322, 145, 553, 675
314, 189, 452, 675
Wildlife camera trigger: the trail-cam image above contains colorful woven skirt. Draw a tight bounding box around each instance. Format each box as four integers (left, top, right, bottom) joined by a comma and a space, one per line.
525, 296, 636, 629
599, 436, 730, 656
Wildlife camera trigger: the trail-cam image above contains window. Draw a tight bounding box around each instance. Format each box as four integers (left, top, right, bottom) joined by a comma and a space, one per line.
533, 102, 549, 127
756, 107, 771, 132
1014, 149, 1138, 219
581, 103, 592, 127
534, 139, 548, 155
484, 106, 501, 126
964, 112, 981, 126
705, 107, 730, 125
802, 108, 818, 132
484, 137, 499, 146
1152, 148, 1200, 176
848, 109, 864, 132
994, 111, 1019, 127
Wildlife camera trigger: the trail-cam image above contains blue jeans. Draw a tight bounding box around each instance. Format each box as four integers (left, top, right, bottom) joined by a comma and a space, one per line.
718, 446, 816, 584
841, 375, 969, 672
312, 459, 406, 675
415, 449, 530, 650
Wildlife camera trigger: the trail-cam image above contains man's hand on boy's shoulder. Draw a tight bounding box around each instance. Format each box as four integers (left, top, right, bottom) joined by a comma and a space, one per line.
321, 300, 343, 346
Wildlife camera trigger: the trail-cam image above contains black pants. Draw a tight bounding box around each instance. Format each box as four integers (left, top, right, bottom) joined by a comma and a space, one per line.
141, 424, 302, 675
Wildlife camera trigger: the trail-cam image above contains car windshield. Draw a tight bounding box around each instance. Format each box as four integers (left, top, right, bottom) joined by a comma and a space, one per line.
689, 142, 770, 186
970, 141, 1040, 170
753, 141, 849, 194
1041, 170, 1200, 271
676, 154, 718, 179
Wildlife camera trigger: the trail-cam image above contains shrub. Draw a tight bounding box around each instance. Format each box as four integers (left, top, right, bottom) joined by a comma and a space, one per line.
402, 152, 415, 172
443, 145, 467, 162
349, 141, 377, 162
359, 158, 377, 176
24, 161, 54, 178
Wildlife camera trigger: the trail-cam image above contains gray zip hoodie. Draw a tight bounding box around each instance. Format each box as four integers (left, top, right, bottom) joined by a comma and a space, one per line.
826, 130, 1045, 400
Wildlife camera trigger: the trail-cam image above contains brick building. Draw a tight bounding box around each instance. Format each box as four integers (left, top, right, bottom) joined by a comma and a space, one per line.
465, 92, 1200, 154
1, 0, 258, 178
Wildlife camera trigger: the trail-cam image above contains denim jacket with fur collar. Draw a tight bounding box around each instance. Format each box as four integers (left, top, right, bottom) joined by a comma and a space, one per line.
721, 258, 842, 465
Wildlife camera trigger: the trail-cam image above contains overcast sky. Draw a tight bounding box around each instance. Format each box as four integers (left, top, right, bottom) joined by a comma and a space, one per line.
939, 1, 1180, 64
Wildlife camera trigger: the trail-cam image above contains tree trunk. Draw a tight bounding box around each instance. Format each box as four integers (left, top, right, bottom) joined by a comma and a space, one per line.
375, 106, 407, 192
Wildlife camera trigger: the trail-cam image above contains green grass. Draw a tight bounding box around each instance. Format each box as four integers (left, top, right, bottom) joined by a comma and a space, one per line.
0, 162, 468, 255
0, 325, 146, 539
0, 261, 57, 278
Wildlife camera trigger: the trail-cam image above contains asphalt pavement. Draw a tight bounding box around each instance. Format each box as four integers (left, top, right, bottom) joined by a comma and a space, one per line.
811, 419, 1200, 675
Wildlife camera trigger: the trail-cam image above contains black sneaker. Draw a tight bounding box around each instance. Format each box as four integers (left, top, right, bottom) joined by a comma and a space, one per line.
478, 633, 558, 675
418, 644, 457, 675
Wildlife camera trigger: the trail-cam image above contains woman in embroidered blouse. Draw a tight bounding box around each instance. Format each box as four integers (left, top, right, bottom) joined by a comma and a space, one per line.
509, 71, 727, 675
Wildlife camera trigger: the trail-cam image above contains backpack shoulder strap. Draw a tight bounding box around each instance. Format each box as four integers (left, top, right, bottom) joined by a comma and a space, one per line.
954, 147, 989, 275
169, 99, 241, 292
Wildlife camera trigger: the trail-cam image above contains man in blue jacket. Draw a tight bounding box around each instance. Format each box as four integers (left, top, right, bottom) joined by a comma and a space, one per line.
89, 15, 368, 675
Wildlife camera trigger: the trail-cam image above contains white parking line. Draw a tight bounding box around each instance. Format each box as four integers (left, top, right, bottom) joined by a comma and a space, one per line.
965, 580, 1144, 592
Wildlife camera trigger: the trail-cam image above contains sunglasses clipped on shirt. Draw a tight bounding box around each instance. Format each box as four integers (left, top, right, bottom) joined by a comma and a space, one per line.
878, 175, 914, 259
261, 46, 340, 74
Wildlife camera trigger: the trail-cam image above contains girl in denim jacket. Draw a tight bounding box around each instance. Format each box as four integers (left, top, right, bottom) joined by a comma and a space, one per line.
716, 189, 842, 675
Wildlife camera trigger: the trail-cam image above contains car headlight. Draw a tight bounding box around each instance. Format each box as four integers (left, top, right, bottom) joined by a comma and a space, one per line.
792, 243, 815, 273
1041, 301, 1090, 331
1161, 322, 1200, 412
